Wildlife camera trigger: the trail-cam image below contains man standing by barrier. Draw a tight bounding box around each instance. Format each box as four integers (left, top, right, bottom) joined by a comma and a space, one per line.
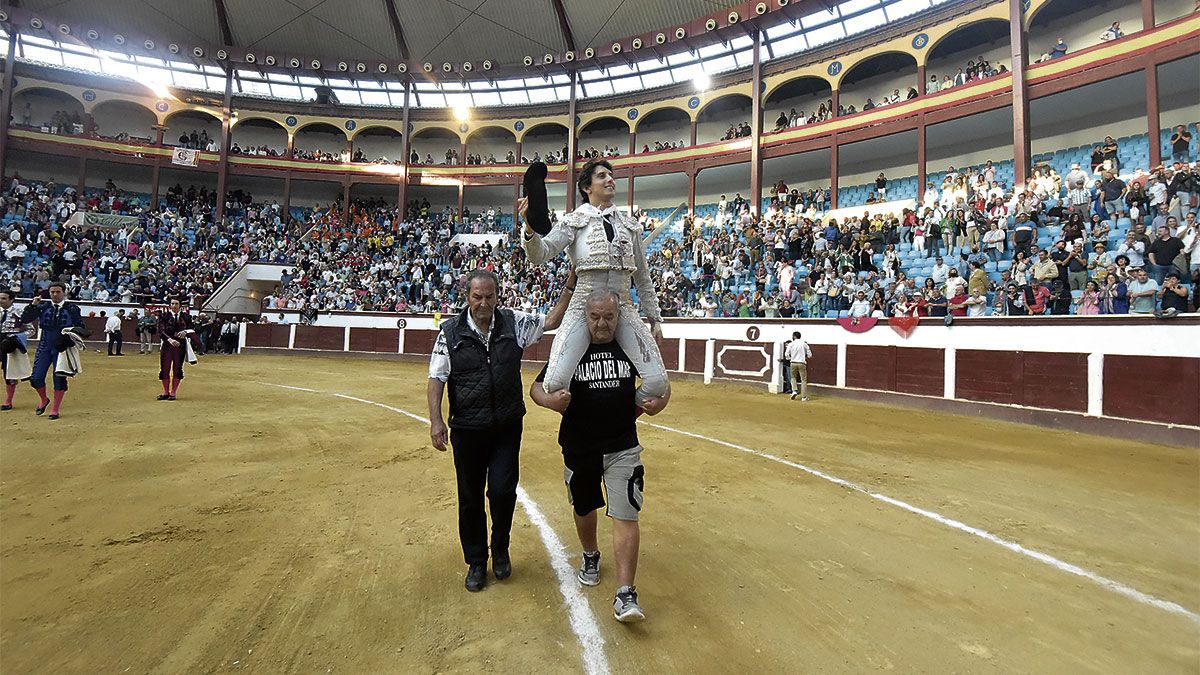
104, 309, 126, 357
530, 290, 670, 623
427, 269, 571, 592
138, 309, 157, 354
20, 282, 86, 419
786, 331, 812, 402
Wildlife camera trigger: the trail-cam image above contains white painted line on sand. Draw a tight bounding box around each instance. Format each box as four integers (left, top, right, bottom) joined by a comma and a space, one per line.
259, 382, 611, 674
641, 421, 1200, 625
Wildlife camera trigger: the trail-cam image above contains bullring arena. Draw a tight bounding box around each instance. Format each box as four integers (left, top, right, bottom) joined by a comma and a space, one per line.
1, 0, 1199, 671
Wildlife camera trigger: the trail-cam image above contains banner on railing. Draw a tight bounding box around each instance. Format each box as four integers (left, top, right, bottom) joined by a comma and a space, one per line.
67, 211, 139, 230
171, 147, 198, 166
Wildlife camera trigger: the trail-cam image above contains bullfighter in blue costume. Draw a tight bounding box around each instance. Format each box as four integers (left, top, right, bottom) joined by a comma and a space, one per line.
20, 281, 86, 420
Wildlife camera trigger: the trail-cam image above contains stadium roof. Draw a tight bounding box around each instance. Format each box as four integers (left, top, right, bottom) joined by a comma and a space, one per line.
17, 0, 744, 66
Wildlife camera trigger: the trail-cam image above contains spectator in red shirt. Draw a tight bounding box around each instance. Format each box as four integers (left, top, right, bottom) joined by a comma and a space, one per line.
1025, 278, 1052, 315
948, 290, 970, 317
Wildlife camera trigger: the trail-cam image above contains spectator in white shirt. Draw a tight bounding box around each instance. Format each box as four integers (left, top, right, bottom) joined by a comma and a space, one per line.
104, 309, 126, 356
784, 331, 812, 401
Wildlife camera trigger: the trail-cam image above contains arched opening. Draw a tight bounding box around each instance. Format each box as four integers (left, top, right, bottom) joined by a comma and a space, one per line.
231, 118, 288, 158
462, 184, 514, 231
1028, 0, 1142, 60
410, 126, 461, 165
634, 107, 691, 153
11, 88, 85, 134
90, 100, 158, 143
352, 126, 403, 164
839, 51, 919, 115
520, 122, 569, 165
763, 76, 833, 132
696, 93, 753, 144
836, 129, 919, 208
465, 127, 515, 165
763, 148, 833, 211
578, 116, 629, 158
164, 110, 222, 150
293, 122, 349, 163
926, 19, 1011, 94
694, 162, 751, 220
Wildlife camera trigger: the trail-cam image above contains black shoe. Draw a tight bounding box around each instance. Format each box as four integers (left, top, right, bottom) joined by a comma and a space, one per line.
48, 414, 60, 420
167, 395, 177, 401
0, 404, 11, 411
493, 557, 512, 581
465, 564, 487, 592
35, 404, 47, 416
522, 161, 551, 235
157, 394, 170, 401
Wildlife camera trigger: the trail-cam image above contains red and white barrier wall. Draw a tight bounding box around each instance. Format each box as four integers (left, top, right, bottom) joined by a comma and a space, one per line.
226, 311, 1199, 441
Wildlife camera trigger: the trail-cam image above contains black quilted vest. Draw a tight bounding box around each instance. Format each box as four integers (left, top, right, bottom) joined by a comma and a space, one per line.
442, 307, 526, 431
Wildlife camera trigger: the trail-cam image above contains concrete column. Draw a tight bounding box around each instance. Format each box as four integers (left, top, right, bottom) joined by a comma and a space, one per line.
917, 119, 927, 208
282, 171, 292, 216
214, 68, 234, 222
1145, 59, 1161, 168
287, 324, 296, 350
1008, 0, 1031, 187
830, 132, 839, 210
566, 72, 578, 212
917, 64, 926, 96
677, 338, 686, 373
687, 169, 697, 214
150, 163, 161, 210
343, 326, 351, 352
689, 119, 697, 146
76, 156, 87, 195
749, 29, 764, 216
0, 34, 16, 183
399, 83, 411, 219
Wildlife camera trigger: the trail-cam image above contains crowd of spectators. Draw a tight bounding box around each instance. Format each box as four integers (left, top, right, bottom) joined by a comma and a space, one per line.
769, 58, 1009, 133
721, 122, 753, 140
641, 146, 1198, 319
1, 175, 304, 307
261, 199, 569, 314
641, 139, 687, 153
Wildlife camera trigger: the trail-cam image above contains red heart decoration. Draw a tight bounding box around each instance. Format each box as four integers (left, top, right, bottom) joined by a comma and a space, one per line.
888, 316, 919, 339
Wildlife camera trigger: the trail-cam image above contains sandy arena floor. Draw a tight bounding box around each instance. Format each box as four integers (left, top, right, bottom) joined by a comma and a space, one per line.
1, 351, 1197, 673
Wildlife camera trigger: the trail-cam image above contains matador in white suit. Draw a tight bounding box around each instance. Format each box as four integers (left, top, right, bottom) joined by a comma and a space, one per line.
520, 158, 668, 405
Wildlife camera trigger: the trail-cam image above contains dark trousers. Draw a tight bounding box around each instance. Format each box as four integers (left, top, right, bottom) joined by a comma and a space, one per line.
450, 421, 522, 565
107, 330, 123, 355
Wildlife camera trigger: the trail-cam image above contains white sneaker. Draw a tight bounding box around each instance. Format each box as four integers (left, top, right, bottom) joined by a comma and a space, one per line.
801, 396, 810, 401
613, 586, 645, 623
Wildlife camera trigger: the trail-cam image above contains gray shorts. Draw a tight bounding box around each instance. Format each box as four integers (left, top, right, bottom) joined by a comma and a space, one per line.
563, 446, 644, 521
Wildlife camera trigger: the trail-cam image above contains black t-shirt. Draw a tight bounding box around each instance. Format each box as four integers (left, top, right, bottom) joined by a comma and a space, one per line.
536, 341, 640, 456
1173, 131, 1192, 152
1147, 237, 1184, 266
1161, 284, 1188, 312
